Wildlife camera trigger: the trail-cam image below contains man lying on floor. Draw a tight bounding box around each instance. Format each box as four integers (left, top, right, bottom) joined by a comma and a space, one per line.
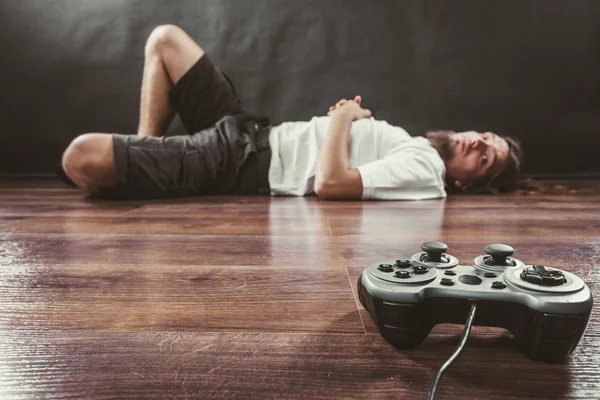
61, 25, 523, 201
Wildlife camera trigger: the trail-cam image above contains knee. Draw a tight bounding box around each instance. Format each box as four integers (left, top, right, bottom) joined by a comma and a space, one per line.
145, 24, 186, 58
62, 133, 112, 190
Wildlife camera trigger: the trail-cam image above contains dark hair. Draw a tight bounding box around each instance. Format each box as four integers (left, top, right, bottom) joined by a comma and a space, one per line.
485, 135, 523, 193
446, 135, 523, 195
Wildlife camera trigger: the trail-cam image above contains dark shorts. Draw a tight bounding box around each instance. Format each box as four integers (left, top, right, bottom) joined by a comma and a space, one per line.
112, 55, 271, 200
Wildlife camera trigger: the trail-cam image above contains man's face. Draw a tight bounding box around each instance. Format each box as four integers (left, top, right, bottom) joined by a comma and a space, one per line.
427, 130, 510, 189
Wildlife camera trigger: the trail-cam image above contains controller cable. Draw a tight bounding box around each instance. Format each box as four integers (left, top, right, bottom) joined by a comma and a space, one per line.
426, 303, 478, 400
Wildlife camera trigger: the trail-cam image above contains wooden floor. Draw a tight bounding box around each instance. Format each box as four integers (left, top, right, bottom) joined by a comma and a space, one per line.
0, 179, 598, 400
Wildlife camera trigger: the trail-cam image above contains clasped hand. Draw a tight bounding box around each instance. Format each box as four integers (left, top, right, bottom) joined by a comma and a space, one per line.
327, 95, 372, 121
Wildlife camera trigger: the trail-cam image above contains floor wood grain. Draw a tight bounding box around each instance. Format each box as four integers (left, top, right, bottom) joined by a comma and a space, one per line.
0, 179, 598, 399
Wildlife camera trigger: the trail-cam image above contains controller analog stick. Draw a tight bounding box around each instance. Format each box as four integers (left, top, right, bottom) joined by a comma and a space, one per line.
521, 265, 567, 286
420, 241, 449, 263
484, 244, 516, 266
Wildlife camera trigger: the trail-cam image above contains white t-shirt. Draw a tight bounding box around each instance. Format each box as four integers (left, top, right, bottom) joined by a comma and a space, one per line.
267, 116, 447, 200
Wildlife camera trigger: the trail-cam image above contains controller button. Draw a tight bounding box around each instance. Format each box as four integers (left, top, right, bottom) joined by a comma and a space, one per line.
484, 272, 497, 278
444, 270, 456, 276
395, 259, 412, 268
378, 264, 394, 273
412, 266, 429, 275
395, 270, 411, 279
521, 265, 566, 286
542, 314, 581, 338
491, 281, 506, 289
440, 278, 455, 286
458, 275, 483, 285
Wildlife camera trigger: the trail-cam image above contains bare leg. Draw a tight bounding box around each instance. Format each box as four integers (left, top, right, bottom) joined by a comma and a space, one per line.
61, 133, 116, 193
138, 25, 206, 137
61, 25, 206, 195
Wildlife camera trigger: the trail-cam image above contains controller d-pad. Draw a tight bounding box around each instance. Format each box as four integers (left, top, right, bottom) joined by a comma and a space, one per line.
395, 270, 411, 279
412, 266, 429, 275
521, 266, 566, 286
459, 275, 483, 285
378, 264, 394, 273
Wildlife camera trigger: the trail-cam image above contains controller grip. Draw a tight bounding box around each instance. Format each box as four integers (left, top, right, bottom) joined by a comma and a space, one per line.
516, 309, 591, 362
357, 280, 431, 348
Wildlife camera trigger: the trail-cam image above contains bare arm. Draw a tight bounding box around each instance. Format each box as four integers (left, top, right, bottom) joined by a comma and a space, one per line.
314, 96, 371, 200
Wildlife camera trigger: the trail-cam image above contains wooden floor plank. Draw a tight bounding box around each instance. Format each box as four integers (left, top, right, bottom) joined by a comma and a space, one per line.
4, 233, 597, 281
3, 204, 600, 237
0, 263, 364, 333
0, 180, 598, 399
0, 329, 597, 400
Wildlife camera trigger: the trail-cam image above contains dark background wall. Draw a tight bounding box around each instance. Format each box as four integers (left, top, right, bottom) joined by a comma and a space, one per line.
1, 0, 599, 177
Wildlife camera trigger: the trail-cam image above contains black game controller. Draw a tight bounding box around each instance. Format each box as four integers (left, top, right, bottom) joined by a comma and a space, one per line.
357, 242, 593, 362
